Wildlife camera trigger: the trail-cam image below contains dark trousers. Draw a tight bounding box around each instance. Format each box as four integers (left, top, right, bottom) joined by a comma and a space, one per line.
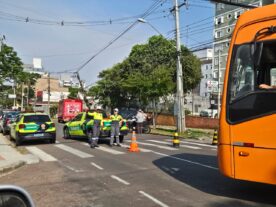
89, 119, 101, 146
110, 121, 120, 145
137, 122, 143, 134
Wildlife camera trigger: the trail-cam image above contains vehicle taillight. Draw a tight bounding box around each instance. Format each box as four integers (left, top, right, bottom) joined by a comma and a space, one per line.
19, 124, 25, 129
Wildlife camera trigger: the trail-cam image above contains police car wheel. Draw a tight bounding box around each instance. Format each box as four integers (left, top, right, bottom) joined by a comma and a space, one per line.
15, 134, 22, 146
50, 138, 56, 144
119, 135, 124, 143
63, 128, 70, 139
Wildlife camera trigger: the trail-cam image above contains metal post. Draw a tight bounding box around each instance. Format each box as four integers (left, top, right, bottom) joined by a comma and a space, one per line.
218, 49, 221, 117
48, 73, 50, 115
21, 84, 24, 110
27, 80, 29, 107
13, 83, 16, 108
174, 0, 185, 132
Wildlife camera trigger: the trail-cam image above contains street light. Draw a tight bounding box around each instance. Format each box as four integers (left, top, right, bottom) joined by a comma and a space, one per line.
137, 18, 163, 37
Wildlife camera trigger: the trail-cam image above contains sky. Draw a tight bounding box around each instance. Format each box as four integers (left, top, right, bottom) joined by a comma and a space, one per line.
0, 0, 215, 85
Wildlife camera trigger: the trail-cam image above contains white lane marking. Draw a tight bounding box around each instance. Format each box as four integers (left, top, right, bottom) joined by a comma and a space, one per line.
148, 140, 201, 150
91, 162, 103, 170
126, 140, 178, 151
26, 147, 57, 162
55, 144, 93, 158
81, 143, 125, 155
120, 143, 152, 152
111, 175, 130, 185
165, 139, 217, 148
139, 191, 169, 207
58, 161, 84, 173
152, 151, 218, 170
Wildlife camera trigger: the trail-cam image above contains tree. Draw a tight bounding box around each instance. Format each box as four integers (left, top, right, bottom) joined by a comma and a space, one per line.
0, 44, 24, 85
68, 87, 80, 99
89, 35, 201, 127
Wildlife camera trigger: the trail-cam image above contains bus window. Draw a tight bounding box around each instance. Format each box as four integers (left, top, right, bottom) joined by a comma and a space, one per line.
229, 44, 254, 102
270, 68, 276, 86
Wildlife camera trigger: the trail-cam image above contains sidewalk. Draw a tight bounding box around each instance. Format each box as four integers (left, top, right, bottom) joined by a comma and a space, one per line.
150, 125, 214, 143
0, 134, 39, 175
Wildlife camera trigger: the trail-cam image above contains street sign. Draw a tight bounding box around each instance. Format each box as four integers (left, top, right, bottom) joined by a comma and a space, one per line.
8, 94, 16, 99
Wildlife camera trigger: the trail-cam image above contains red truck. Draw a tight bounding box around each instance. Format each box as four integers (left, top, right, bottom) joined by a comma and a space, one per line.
58, 99, 83, 123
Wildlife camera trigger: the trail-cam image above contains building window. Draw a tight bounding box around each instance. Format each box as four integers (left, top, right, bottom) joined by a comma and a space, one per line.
235, 10, 244, 19
215, 44, 223, 52
227, 27, 231, 33
215, 16, 224, 25
226, 42, 230, 47
205, 74, 208, 79
227, 13, 232, 19
206, 65, 208, 70
209, 74, 212, 78
214, 58, 219, 66
215, 30, 224, 39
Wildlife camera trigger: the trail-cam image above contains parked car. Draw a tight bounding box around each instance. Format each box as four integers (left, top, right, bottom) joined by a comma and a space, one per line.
9, 113, 56, 146
63, 111, 129, 143
199, 110, 209, 117
0, 109, 13, 134
1, 111, 20, 135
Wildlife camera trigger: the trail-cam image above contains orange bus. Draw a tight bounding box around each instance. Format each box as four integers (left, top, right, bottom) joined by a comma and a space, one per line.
219, 4, 276, 185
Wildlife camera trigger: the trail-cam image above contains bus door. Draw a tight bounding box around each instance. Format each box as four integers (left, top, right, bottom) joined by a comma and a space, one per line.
228, 39, 276, 184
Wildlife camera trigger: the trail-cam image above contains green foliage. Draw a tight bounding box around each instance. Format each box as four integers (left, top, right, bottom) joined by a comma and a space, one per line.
50, 104, 58, 118
0, 43, 40, 108
0, 44, 23, 84
68, 87, 79, 99
89, 35, 201, 109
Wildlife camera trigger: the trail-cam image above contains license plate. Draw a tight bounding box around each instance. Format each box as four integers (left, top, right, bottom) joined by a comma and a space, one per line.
34, 133, 44, 137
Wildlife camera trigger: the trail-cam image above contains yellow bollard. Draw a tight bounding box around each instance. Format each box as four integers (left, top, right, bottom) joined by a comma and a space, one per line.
173, 132, 180, 148
212, 129, 218, 145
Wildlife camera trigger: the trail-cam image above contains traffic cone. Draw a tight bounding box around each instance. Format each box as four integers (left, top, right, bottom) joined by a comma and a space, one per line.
212, 129, 218, 145
172, 132, 180, 148
128, 127, 140, 152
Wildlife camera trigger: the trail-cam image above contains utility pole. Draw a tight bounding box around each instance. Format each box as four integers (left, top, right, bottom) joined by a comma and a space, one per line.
27, 80, 29, 107
174, 0, 186, 133
13, 82, 16, 108
21, 84, 24, 110
217, 49, 221, 118
0, 35, 5, 52
48, 73, 51, 115
76, 72, 90, 110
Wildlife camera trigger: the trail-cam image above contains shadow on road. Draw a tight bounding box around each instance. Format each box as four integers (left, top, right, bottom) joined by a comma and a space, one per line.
153, 153, 276, 206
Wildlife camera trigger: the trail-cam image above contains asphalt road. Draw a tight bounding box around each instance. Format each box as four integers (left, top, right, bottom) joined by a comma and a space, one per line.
0, 123, 276, 207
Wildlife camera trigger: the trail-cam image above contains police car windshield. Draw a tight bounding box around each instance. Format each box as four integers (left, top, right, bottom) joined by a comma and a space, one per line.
23, 115, 51, 123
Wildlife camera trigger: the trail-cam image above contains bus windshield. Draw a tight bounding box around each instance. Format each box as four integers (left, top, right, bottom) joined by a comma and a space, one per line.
228, 40, 276, 123
229, 43, 254, 102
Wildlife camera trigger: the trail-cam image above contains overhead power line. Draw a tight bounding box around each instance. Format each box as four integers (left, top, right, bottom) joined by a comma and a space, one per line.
0, 6, 170, 27
69, 0, 168, 74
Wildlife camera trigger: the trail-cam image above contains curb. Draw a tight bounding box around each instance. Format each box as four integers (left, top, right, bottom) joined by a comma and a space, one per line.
149, 132, 213, 143
0, 160, 26, 175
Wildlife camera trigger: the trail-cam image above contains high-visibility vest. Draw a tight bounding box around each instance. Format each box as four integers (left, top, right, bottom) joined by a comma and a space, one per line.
91, 112, 103, 120
110, 114, 123, 121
